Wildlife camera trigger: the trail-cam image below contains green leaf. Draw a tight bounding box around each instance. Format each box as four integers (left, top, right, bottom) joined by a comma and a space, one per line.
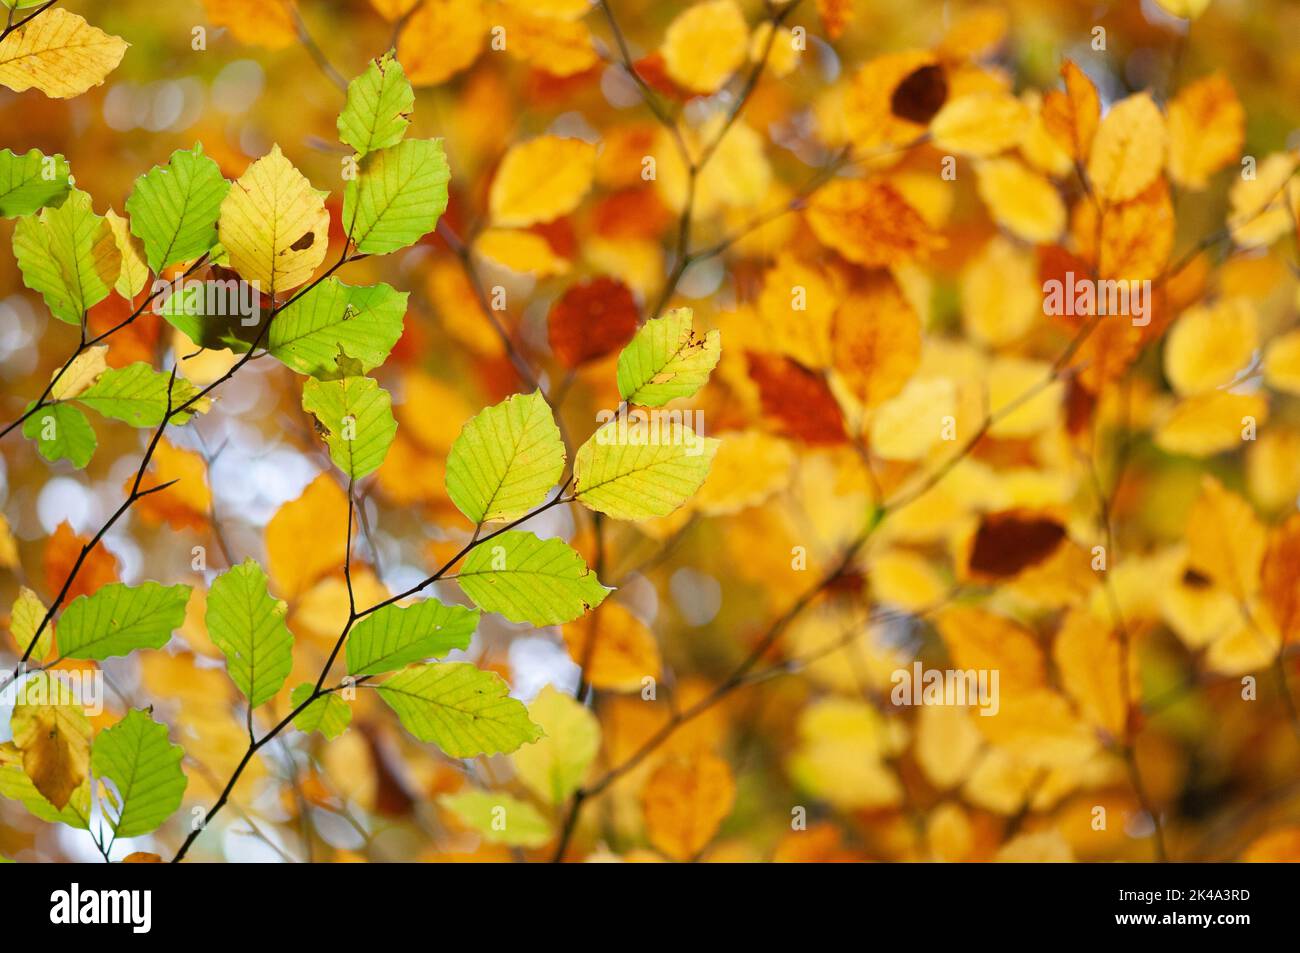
12, 190, 121, 325
90, 709, 188, 839
573, 419, 719, 520
0, 148, 70, 217
0, 744, 90, 829
338, 51, 414, 158
21, 402, 95, 467
124, 144, 230, 273
268, 278, 407, 377
438, 790, 552, 847
156, 278, 263, 352
56, 582, 191, 661
343, 138, 449, 255
457, 530, 609, 625
616, 307, 721, 406
445, 391, 566, 524
289, 684, 352, 740
376, 662, 543, 757
206, 560, 294, 708
347, 599, 479, 676
511, 685, 599, 806
301, 376, 396, 479
76, 362, 208, 426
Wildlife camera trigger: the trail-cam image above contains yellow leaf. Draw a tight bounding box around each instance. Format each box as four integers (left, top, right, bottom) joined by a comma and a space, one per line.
1154, 0, 1213, 18
1186, 476, 1264, 601
475, 228, 569, 276
511, 685, 599, 806
1227, 152, 1298, 248
1163, 297, 1257, 396
397, 0, 486, 86
502, 0, 588, 17
1247, 427, 1300, 511
8, 587, 52, 662
930, 92, 1028, 157
135, 439, 212, 533
749, 23, 800, 79
0, 8, 127, 99
1041, 60, 1099, 162
562, 601, 662, 691
104, 209, 149, 299
1054, 608, 1132, 738
660, 0, 748, 94
266, 473, 349, 600
1166, 72, 1244, 189
807, 179, 943, 267
754, 254, 835, 367
1154, 391, 1267, 457
789, 698, 903, 809
831, 273, 921, 407
488, 136, 597, 228
1265, 330, 1300, 395
11, 676, 92, 810
915, 705, 983, 790
219, 144, 329, 295
203, 0, 298, 50
1262, 514, 1300, 644
986, 356, 1062, 438
498, 9, 597, 77
642, 752, 736, 861
868, 376, 957, 460
49, 346, 108, 401
693, 429, 794, 516
936, 606, 1046, 692
975, 157, 1065, 243
1086, 92, 1166, 204
960, 236, 1039, 346
995, 830, 1074, 862
0, 513, 17, 570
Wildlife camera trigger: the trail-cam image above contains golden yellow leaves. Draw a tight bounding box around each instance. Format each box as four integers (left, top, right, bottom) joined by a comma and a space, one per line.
831, 273, 921, 407
975, 158, 1065, 243
11, 678, 93, 809
202, 0, 298, 49
1228, 152, 1299, 248
1087, 92, 1167, 204
398, 0, 487, 86
807, 180, 942, 267
1041, 60, 1098, 162
219, 145, 329, 295
562, 602, 662, 692
1163, 297, 1257, 396
266, 473, 350, 599
0, 8, 128, 99
488, 136, 597, 228
661, 0, 747, 94
930, 92, 1028, 157
1167, 72, 1244, 189
642, 752, 736, 861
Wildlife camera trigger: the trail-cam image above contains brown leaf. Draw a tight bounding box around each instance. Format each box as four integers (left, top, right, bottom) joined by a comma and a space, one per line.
968, 510, 1067, 580
746, 352, 847, 445
1262, 513, 1300, 644
890, 63, 947, 124
547, 276, 639, 367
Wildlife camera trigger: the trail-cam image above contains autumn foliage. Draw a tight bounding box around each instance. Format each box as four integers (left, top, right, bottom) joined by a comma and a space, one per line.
1, 0, 1300, 866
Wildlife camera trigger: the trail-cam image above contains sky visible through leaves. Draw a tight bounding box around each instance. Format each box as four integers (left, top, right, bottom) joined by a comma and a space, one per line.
0, 0, 1299, 865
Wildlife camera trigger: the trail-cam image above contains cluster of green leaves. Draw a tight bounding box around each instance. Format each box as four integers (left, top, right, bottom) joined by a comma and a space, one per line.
2, 48, 726, 856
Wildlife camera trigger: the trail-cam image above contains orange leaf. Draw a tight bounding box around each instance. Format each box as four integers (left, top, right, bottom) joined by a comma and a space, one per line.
642, 752, 736, 861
